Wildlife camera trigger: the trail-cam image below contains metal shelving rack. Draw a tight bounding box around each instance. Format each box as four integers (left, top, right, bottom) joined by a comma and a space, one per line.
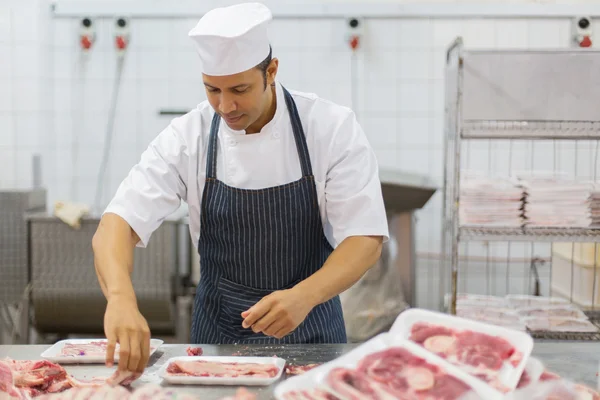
440, 38, 600, 339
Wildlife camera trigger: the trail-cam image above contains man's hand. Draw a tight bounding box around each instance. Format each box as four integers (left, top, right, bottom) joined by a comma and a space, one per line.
241, 287, 314, 339
104, 295, 151, 374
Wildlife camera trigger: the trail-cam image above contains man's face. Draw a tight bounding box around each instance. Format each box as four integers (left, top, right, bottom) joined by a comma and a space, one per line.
203, 60, 277, 132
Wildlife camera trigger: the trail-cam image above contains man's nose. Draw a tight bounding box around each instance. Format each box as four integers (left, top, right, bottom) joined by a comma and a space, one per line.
218, 94, 236, 114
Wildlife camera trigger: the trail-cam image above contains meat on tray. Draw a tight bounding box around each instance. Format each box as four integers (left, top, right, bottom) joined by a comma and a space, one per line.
325, 347, 474, 400
0, 358, 138, 398
537, 369, 600, 400
285, 364, 321, 376
281, 388, 340, 400
186, 347, 203, 357
166, 360, 279, 378
59, 341, 156, 357
516, 306, 586, 319
523, 316, 598, 333
34, 384, 257, 400
409, 322, 522, 392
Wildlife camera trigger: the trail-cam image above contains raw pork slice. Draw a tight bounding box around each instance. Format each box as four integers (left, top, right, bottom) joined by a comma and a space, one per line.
326, 347, 474, 400
409, 322, 522, 392
166, 360, 279, 378
0, 358, 138, 398
523, 317, 598, 333
281, 389, 340, 400
186, 347, 203, 356
285, 364, 321, 376
59, 341, 157, 358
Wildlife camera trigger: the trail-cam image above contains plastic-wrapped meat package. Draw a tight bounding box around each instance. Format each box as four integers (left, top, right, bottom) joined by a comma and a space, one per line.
448, 293, 509, 309
325, 347, 478, 400
281, 389, 341, 400
408, 322, 524, 392
456, 307, 526, 331
523, 316, 598, 333
508, 379, 600, 400
505, 295, 569, 308
516, 305, 587, 320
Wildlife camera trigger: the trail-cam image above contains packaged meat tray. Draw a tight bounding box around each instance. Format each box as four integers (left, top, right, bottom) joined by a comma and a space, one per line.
158, 356, 286, 386
274, 333, 503, 400
446, 293, 509, 309
40, 338, 164, 364
523, 316, 599, 333
505, 295, 569, 308
391, 309, 534, 393
515, 305, 588, 320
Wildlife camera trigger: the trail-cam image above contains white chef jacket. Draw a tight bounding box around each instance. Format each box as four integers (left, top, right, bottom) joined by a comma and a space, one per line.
104, 81, 389, 249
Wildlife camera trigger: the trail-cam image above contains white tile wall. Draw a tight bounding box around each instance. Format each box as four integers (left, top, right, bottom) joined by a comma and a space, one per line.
2, 1, 600, 281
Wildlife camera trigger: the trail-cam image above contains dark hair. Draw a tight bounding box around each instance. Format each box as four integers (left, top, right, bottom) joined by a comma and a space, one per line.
255, 45, 273, 89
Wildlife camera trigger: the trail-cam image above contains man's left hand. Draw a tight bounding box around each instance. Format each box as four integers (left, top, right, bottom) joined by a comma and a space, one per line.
241, 287, 314, 339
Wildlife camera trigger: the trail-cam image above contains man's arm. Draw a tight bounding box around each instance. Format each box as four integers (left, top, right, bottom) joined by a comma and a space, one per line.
92, 213, 140, 302
93, 123, 189, 372
242, 109, 389, 338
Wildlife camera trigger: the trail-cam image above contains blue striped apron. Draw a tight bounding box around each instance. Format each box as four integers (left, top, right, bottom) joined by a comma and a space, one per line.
190, 87, 347, 344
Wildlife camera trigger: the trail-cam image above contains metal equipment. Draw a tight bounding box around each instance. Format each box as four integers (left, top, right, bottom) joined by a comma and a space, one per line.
0, 189, 46, 344
26, 214, 187, 341
441, 38, 600, 339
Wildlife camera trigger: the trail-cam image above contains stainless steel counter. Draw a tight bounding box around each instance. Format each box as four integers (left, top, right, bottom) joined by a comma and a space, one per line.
0, 341, 598, 398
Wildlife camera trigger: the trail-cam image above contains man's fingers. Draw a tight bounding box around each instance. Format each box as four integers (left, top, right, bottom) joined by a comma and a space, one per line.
127, 332, 142, 372
117, 331, 130, 372
252, 311, 278, 334
242, 297, 271, 328
137, 329, 151, 373
273, 325, 291, 339
105, 336, 117, 367
263, 320, 285, 337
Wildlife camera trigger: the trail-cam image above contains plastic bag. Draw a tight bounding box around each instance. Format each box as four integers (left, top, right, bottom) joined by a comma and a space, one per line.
340, 225, 408, 342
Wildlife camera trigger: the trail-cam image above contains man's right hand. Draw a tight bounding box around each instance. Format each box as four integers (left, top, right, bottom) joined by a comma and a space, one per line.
104, 295, 151, 374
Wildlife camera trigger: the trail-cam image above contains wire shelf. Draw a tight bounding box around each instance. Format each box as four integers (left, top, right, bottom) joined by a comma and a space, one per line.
459, 226, 600, 243
462, 120, 600, 140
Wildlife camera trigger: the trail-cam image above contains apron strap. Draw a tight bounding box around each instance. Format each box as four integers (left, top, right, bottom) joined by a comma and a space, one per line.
282, 86, 313, 177
205, 85, 315, 180
206, 112, 221, 180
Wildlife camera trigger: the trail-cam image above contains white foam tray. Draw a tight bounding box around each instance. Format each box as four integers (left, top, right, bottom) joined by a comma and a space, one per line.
158, 356, 286, 386
274, 333, 503, 400
391, 308, 534, 393
41, 338, 164, 364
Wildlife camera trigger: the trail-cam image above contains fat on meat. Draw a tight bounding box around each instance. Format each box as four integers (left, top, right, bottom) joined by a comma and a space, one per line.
327, 347, 474, 400
166, 360, 279, 378
185, 347, 203, 357
281, 389, 340, 400
285, 364, 321, 376
0, 358, 139, 399
409, 322, 521, 392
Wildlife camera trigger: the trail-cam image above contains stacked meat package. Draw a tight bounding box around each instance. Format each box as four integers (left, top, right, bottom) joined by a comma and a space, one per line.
520, 175, 595, 227
459, 174, 525, 227
274, 309, 600, 400
449, 293, 599, 334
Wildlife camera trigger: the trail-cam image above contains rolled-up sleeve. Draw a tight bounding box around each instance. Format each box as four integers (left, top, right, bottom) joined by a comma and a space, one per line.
325, 111, 389, 245
104, 124, 189, 248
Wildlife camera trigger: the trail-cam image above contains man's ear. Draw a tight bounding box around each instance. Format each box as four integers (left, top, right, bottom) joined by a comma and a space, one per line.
267, 58, 279, 85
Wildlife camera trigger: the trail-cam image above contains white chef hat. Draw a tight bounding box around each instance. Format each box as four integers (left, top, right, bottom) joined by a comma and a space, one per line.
188, 2, 273, 76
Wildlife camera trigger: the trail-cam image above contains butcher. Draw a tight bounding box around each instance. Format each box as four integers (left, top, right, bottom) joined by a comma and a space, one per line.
92, 2, 389, 374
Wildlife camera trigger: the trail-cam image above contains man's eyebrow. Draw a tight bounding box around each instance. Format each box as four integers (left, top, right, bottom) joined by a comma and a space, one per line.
203, 82, 251, 90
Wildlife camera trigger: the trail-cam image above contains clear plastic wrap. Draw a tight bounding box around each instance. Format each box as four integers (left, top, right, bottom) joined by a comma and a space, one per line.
340, 233, 408, 342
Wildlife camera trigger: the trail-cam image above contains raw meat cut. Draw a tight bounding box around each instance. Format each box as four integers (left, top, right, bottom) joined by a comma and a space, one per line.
186, 347, 203, 356
0, 358, 137, 398
409, 322, 522, 392
166, 360, 279, 378
281, 389, 340, 400
523, 316, 598, 333
516, 306, 587, 319
536, 369, 600, 399
285, 364, 321, 376
59, 341, 157, 358
34, 384, 255, 400
325, 347, 474, 400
